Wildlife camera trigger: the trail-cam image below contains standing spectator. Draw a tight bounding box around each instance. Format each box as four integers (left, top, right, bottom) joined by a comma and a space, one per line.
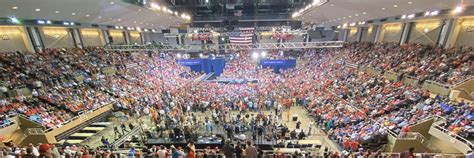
235, 142, 243, 158
244, 141, 258, 158
222, 141, 235, 158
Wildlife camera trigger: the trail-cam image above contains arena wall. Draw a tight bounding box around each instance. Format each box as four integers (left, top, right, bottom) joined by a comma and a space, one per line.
80, 28, 105, 47
0, 26, 32, 52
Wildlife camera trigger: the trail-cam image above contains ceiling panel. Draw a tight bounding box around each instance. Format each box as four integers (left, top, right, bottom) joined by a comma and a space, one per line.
298, 0, 473, 26
0, 0, 186, 29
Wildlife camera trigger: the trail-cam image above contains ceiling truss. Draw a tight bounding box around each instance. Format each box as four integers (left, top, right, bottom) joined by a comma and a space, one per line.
104, 41, 345, 52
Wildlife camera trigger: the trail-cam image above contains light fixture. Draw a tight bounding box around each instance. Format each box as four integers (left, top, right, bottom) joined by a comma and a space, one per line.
63, 22, 70, 25
144, 29, 149, 32
177, 53, 182, 59
55, 11, 60, 14
134, 21, 137, 24
362, 12, 366, 15
12, 6, 18, 10
70, 22, 75, 25
199, 53, 204, 58
355, 14, 359, 16
47, 20, 52, 24
393, 4, 398, 8
424, 11, 430, 16
98, 16, 102, 19
251, 52, 259, 59
401, 15, 407, 19
118, 19, 121, 21
110, 1, 114, 5
423, 28, 429, 33
261, 51, 267, 57
408, 1, 412, 4
407, 14, 415, 19
349, 22, 356, 26
453, 5, 463, 14
115, 26, 120, 29
430, 10, 439, 16
336, 25, 341, 29
381, 8, 385, 10
342, 23, 348, 28
138, 9, 142, 12
37, 20, 46, 24
71, 13, 76, 15
10, 17, 20, 23
35, 8, 40, 12
151, 3, 160, 10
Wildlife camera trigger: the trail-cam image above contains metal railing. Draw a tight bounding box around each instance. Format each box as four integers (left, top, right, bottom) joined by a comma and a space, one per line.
104, 41, 345, 52
25, 128, 45, 135
433, 124, 474, 150
44, 101, 115, 132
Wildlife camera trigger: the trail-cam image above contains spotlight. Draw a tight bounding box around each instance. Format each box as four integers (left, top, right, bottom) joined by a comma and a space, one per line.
342, 23, 348, 28
46, 20, 52, 24
150, 3, 160, 9
199, 53, 204, 58
70, 22, 75, 25
63, 22, 70, 25
423, 28, 429, 33
349, 23, 356, 26
424, 11, 430, 16
176, 53, 182, 59
251, 52, 259, 59
10, 17, 20, 24
261, 51, 267, 57
401, 15, 407, 19
453, 6, 463, 14
407, 14, 415, 19
37, 20, 46, 24
430, 10, 439, 16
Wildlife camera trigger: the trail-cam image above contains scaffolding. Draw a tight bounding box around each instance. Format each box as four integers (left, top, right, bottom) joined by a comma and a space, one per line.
104, 41, 345, 52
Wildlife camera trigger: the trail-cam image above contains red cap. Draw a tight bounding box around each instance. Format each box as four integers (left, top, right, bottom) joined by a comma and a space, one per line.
39, 144, 53, 153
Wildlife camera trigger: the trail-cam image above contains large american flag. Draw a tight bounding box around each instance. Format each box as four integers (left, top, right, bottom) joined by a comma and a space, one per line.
228, 27, 255, 45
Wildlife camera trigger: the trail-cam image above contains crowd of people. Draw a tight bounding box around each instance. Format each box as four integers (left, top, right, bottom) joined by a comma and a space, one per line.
339, 42, 472, 84
0, 42, 472, 157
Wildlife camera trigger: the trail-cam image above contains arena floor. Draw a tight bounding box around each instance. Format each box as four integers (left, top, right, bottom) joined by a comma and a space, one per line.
81, 106, 341, 155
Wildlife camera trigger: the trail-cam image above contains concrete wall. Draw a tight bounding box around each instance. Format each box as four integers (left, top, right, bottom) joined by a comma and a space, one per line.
0, 26, 31, 52
39, 27, 75, 48
109, 30, 126, 45
379, 23, 403, 43
454, 17, 474, 47
142, 32, 166, 43
80, 28, 105, 47
360, 26, 377, 42
45, 104, 113, 143
347, 27, 359, 42
408, 20, 442, 46
129, 31, 142, 44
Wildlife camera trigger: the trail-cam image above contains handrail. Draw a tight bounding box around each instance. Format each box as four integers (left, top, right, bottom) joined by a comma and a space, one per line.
44, 101, 115, 132
111, 126, 142, 149
434, 124, 474, 150
452, 76, 474, 88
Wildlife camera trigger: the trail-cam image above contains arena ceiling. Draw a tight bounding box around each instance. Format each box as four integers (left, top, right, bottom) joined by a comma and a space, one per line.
0, 0, 185, 29
1, 0, 472, 29
298, 0, 474, 26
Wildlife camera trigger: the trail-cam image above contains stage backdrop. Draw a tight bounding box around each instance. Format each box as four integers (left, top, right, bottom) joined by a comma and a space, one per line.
260, 59, 296, 73
177, 58, 225, 76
